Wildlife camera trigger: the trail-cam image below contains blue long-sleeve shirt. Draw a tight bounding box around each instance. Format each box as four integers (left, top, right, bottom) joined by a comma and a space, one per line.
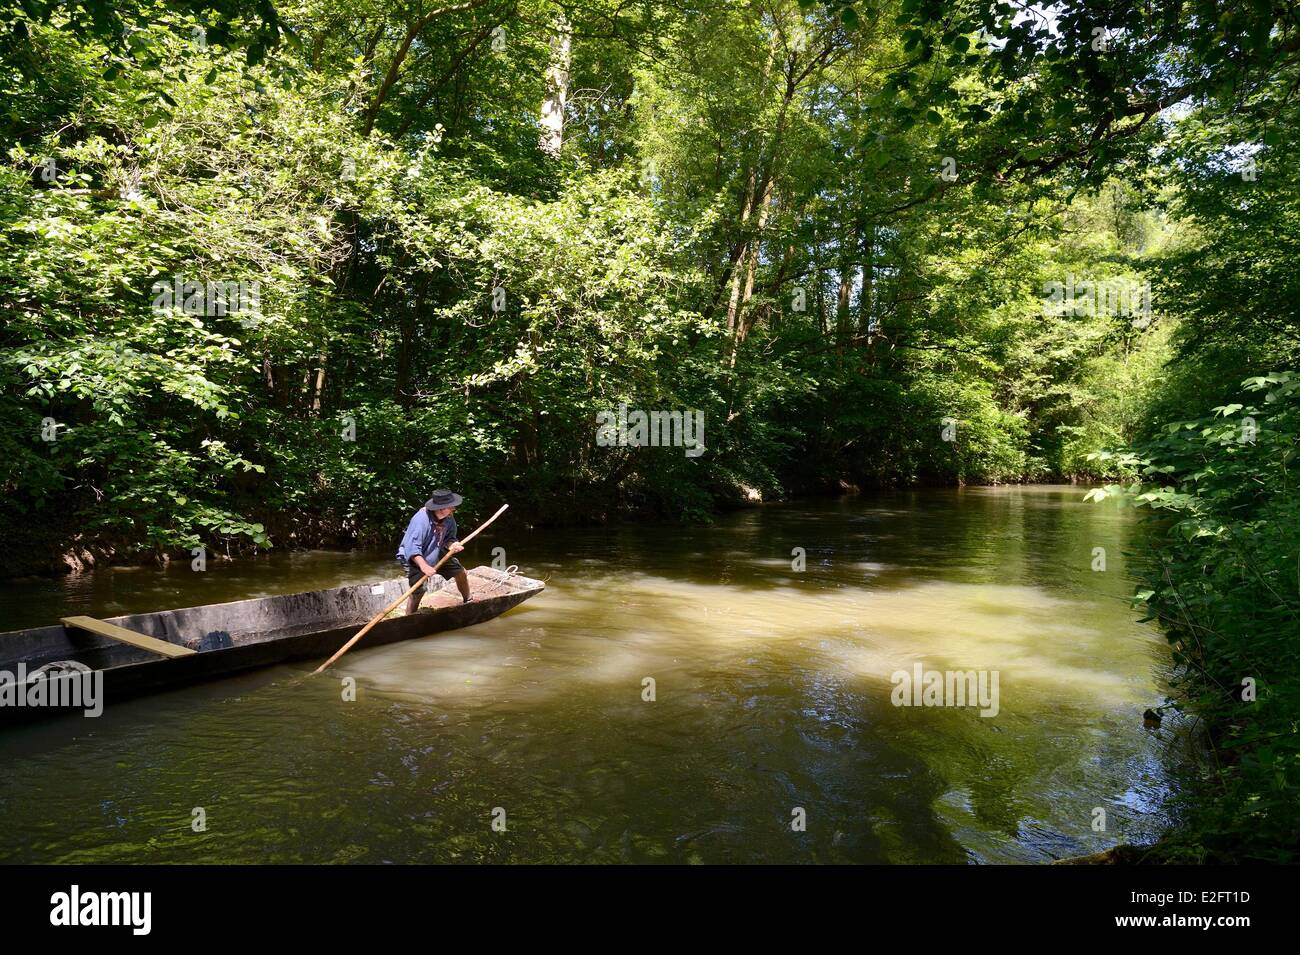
396, 508, 459, 567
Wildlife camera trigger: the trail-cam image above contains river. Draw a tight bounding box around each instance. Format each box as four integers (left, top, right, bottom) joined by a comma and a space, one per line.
0, 486, 1183, 863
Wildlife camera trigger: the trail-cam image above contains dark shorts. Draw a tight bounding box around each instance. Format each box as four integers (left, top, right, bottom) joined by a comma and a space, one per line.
405, 558, 464, 590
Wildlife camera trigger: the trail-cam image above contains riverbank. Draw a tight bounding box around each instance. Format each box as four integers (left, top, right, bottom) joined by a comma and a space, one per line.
5, 475, 1118, 580
1084, 373, 1300, 863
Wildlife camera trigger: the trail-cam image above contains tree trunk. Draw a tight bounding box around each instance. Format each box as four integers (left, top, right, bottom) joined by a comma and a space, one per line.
539, 14, 572, 157
722, 32, 778, 339
860, 223, 876, 338
836, 263, 853, 349
362, 0, 495, 135
726, 30, 811, 363
732, 178, 776, 358
837, 214, 863, 348
724, 167, 759, 338
312, 357, 327, 413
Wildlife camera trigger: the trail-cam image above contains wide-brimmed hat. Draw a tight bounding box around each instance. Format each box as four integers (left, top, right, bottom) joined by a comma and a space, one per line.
425, 489, 463, 510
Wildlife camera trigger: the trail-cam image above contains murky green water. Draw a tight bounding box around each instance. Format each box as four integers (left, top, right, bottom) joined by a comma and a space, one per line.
0, 486, 1184, 863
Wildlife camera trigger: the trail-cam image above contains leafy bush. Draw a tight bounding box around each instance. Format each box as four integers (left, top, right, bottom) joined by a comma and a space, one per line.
1088, 373, 1300, 862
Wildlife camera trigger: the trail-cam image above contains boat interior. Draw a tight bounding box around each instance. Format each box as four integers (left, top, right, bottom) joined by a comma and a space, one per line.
0, 567, 543, 675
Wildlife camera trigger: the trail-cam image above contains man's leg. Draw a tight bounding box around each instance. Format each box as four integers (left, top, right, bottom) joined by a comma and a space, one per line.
439, 558, 471, 602
406, 564, 425, 615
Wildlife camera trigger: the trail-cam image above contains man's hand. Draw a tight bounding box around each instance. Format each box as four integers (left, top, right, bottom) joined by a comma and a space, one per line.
448, 541, 464, 555
414, 556, 436, 576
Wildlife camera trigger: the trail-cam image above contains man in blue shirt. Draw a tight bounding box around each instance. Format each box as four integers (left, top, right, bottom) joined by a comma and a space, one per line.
396, 489, 469, 614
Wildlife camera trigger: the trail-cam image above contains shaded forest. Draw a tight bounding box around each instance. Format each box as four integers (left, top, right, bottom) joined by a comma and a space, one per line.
3, 0, 1293, 566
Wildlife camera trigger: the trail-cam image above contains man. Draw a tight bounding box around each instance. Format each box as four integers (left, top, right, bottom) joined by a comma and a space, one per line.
396, 489, 470, 614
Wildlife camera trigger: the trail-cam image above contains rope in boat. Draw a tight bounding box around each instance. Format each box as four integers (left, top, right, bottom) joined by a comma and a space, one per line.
421, 565, 520, 602
465, 565, 519, 599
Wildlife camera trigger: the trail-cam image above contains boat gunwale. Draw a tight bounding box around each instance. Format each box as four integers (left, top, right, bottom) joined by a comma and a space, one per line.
0, 571, 545, 720
0, 568, 545, 669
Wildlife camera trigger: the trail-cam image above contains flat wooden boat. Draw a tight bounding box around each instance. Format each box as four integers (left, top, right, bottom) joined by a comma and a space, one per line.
0, 566, 543, 722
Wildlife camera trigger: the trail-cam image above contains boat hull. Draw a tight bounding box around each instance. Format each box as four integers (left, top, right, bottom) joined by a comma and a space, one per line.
0, 567, 543, 723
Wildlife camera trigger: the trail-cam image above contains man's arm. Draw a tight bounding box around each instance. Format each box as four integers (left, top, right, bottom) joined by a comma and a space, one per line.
443, 517, 464, 556
400, 511, 437, 576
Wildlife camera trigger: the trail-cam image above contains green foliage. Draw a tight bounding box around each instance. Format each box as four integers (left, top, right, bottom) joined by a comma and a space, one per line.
1089, 374, 1300, 862
2, 0, 288, 66
0, 0, 1290, 566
